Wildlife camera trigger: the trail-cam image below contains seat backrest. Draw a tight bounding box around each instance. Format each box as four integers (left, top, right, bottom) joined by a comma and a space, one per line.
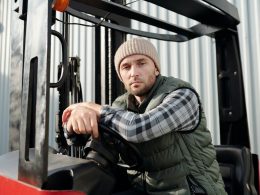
215, 145, 257, 195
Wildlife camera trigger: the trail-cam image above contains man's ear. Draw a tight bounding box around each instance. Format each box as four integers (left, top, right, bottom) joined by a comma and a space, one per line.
155, 69, 160, 76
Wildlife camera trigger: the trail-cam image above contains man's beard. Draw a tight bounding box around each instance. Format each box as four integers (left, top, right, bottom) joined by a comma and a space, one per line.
125, 75, 156, 97
127, 84, 152, 97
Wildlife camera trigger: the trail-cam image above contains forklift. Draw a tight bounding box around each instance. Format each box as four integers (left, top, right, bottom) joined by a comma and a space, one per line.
0, 0, 259, 194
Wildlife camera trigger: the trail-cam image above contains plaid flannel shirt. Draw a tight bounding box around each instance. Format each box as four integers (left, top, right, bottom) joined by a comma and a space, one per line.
100, 88, 200, 143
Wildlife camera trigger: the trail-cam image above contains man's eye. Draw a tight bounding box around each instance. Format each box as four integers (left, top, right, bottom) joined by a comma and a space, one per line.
138, 62, 146, 66
122, 65, 130, 70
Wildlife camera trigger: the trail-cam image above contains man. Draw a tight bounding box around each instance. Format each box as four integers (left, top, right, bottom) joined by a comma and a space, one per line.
62, 38, 227, 194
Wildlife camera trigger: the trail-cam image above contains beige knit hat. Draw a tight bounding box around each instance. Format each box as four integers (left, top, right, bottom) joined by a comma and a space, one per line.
114, 38, 160, 78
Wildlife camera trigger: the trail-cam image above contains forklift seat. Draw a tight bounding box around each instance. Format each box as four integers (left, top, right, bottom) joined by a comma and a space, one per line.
215, 145, 257, 195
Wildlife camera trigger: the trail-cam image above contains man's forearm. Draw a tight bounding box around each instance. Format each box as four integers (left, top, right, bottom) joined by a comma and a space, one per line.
100, 88, 200, 143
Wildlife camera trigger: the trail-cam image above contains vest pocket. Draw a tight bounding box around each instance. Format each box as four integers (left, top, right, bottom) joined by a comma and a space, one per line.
186, 175, 207, 195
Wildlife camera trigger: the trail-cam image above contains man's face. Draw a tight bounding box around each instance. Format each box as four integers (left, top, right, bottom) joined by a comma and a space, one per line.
119, 54, 159, 101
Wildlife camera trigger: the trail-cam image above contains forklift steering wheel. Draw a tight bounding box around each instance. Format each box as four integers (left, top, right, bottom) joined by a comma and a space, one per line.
97, 124, 143, 170
64, 124, 143, 170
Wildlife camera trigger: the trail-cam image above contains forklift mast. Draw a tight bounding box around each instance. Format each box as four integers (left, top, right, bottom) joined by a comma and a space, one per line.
1, 0, 258, 194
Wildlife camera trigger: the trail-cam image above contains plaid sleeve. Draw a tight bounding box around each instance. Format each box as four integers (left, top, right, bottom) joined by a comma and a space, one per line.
100, 88, 200, 143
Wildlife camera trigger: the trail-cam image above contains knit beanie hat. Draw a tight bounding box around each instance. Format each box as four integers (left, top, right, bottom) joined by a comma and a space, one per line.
114, 38, 160, 78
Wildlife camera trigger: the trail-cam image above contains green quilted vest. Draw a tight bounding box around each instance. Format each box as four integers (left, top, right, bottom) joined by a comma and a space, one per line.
112, 75, 226, 195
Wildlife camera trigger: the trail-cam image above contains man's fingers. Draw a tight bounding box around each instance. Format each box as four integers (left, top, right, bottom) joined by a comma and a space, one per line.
62, 108, 72, 123
83, 117, 93, 135
66, 120, 73, 134
71, 118, 80, 134
77, 117, 88, 134
90, 114, 99, 138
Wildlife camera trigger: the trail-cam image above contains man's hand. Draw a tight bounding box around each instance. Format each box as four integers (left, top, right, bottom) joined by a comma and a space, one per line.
62, 102, 102, 138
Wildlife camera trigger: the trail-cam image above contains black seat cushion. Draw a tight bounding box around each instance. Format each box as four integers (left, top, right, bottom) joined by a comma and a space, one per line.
215, 145, 257, 195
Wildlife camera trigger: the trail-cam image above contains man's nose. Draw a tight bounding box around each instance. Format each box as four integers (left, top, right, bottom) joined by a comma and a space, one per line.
130, 65, 139, 77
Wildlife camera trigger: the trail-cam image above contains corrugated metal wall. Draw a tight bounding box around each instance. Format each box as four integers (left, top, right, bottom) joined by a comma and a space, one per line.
234, 0, 260, 155
0, 0, 11, 155
0, 0, 259, 156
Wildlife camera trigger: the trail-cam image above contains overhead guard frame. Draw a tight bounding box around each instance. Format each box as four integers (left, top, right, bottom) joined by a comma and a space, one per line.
66, 0, 240, 41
